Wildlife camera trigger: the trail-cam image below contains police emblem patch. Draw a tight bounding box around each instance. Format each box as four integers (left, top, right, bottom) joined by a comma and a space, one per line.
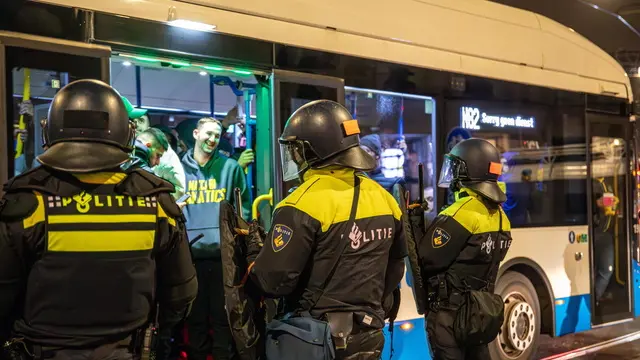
272, 224, 293, 252
432, 227, 451, 248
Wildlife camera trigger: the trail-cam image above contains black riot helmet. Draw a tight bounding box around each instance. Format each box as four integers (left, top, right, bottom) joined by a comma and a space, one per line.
37, 79, 135, 173
438, 138, 507, 203
279, 100, 376, 181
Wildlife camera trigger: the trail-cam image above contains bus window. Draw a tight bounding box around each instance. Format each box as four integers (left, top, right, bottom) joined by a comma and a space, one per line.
346, 88, 436, 213
12, 67, 72, 177
445, 100, 587, 228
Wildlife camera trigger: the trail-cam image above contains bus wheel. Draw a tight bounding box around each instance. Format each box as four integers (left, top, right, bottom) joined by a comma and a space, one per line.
488, 271, 541, 360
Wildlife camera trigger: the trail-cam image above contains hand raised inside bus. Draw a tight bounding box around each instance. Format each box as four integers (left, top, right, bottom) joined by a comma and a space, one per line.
221, 105, 242, 129
238, 149, 255, 169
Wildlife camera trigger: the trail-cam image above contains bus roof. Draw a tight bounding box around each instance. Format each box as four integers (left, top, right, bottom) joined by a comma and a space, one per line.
37, 0, 633, 101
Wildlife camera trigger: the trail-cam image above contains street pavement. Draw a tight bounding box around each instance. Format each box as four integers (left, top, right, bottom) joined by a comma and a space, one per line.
535, 318, 640, 359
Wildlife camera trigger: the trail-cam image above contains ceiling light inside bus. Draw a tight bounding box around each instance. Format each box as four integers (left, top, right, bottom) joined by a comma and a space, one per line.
122, 61, 132, 67
199, 71, 207, 76
233, 70, 252, 76
121, 54, 160, 63
169, 60, 191, 67
203, 66, 223, 71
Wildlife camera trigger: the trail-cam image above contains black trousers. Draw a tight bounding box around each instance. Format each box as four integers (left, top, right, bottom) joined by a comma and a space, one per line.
12, 341, 135, 360
334, 328, 385, 360
426, 310, 490, 360
186, 259, 236, 360
43, 348, 135, 360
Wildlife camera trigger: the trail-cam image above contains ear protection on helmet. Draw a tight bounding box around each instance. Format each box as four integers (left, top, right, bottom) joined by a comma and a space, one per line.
124, 120, 136, 152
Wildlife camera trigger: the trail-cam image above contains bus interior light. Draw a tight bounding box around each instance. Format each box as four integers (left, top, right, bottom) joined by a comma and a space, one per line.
169, 61, 191, 67
121, 54, 160, 63
345, 86, 434, 101
233, 70, 252, 76
203, 66, 224, 71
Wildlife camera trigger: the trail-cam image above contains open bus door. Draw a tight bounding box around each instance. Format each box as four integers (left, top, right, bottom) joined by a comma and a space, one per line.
632, 109, 640, 320
270, 70, 345, 204
0, 31, 111, 193
586, 112, 634, 326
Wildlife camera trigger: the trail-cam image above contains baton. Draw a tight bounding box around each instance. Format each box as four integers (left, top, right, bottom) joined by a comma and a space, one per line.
234, 187, 243, 220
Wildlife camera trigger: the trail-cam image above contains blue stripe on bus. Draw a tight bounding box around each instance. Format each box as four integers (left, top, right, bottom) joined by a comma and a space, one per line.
554, 294, 591, 336
382, 318, 432, 360
634, 260, 640, 318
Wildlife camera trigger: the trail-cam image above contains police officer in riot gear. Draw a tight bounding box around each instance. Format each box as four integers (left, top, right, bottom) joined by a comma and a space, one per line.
244, 100, 407, 359
418, 138, 512, 360
0, 79, 198, 360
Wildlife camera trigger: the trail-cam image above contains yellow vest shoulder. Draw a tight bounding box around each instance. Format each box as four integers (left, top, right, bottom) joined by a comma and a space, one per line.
440, 196, 511, 233
274, 176, 339, 224
360, 176, 402, 220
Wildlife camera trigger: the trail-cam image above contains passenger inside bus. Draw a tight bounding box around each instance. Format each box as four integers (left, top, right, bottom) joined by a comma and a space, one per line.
360, 133, 406, 194
593, 177, 615, 306
111, 57, 258, 359
126, 128, 168, 173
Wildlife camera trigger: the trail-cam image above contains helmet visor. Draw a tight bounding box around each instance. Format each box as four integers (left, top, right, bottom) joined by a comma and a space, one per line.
280, 141, 306, 182
438, 154, 465, 188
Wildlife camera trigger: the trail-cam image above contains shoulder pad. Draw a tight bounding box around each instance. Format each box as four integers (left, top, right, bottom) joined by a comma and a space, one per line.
4, 166, 51, 192
440, 197, 482, 233
156, 192, 183, 220
0, 191, 39, 222
120, 169, 175, 197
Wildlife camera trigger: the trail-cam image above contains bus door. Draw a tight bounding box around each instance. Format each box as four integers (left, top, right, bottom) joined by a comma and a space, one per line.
270, 70, 345, 209
0, 31, 111, 194
634, 113, 640, 319
587, 112, 633, 325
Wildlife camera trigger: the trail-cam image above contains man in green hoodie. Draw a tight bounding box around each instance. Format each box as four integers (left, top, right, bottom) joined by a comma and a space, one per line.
181, 116, 250, 360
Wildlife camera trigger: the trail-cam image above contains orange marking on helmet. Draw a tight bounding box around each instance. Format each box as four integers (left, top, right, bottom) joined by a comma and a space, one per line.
489, 162, 502, 175
342, 120, 360, 136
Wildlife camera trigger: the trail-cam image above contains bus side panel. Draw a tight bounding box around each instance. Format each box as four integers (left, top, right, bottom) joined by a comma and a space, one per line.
634, 259, 640, 318
554, 294, 592, 336
503, 227, 592, 336
381, 268, 431, 358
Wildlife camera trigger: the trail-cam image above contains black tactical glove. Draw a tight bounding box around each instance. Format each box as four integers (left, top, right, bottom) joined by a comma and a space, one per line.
246, 220, 265, 264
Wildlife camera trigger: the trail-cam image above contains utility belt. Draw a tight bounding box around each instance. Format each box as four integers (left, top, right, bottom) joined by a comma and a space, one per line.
2, 323, 157, 360
426, 273, 489, 312
426, 272, 505, 347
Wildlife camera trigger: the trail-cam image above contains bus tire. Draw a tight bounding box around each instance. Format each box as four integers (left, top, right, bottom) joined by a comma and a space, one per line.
488, 271, 541, 360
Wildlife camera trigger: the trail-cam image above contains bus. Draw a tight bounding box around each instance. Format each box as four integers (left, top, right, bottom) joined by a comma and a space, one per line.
0, 1, 638, 359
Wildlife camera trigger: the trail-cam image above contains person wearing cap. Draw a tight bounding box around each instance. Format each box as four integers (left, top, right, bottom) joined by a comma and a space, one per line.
121, 96, 186, 200
416, 138, 512, 360
0, 80, 197, 359
121, 96, 150, 134
360, 134, 406, 195
243, 100, 407, 359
